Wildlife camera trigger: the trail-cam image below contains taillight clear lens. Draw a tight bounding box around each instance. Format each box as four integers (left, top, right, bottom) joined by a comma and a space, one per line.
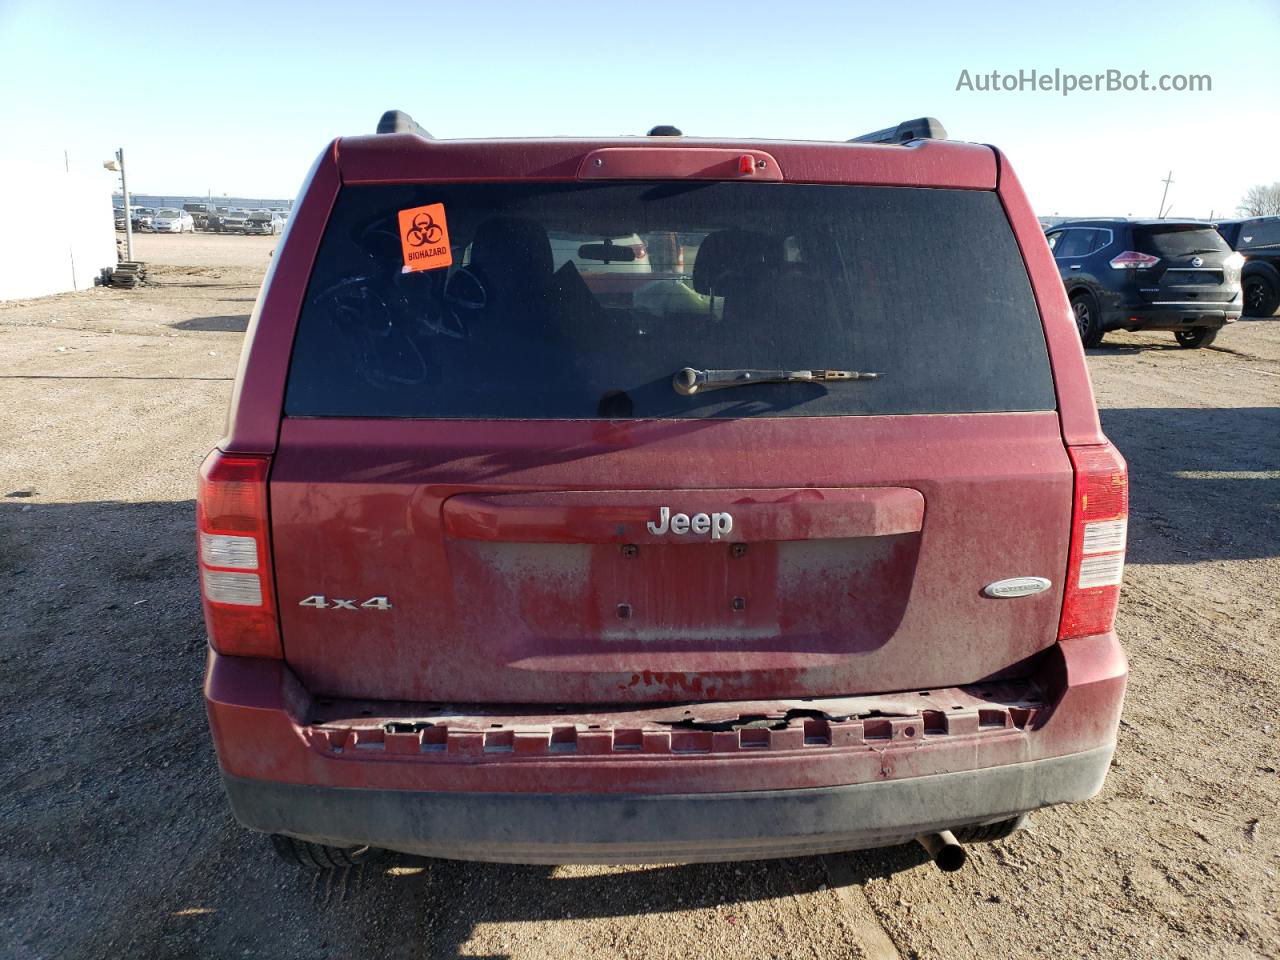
1109, 251, 1160, 270
202, 570, 264, 605
197, 451, 281, 657
1077, 553, 1125, 589
1081, 518, 1127, 554
199, 532, 258, 568
1059, 444, 1128, 640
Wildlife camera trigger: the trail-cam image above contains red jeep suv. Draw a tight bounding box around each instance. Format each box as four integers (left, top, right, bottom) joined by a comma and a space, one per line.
200, 112, 1128, 870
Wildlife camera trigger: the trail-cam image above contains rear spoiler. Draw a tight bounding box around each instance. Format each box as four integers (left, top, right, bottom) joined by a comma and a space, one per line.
850, 117, 947, 144
376, 109, 433, 139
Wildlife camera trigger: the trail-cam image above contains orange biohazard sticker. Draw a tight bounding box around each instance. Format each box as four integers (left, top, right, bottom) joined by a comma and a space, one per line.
397, 203, 453, 272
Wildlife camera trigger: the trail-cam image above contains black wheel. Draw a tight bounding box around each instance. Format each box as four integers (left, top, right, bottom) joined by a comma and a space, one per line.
269, 834, 379, 870
1174, 327, 1219, 349
953, 814, 1028, 844
1070, 292, 1104, 347
1243, 272, 1279, 318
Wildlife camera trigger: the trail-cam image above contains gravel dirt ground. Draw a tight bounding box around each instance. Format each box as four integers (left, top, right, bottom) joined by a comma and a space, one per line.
1, 233, 1277, 960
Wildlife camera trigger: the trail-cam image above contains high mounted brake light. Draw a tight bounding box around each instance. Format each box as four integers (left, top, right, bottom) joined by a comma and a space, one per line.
197, 451, 282, 658
1059, 444, 1128, 640
1109, 251, 1160, 270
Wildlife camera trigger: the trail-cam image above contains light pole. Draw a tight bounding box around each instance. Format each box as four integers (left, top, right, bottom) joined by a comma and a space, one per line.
103, 149, 133, 261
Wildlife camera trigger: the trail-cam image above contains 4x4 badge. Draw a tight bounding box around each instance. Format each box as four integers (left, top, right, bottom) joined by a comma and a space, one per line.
298, 595, 392, 611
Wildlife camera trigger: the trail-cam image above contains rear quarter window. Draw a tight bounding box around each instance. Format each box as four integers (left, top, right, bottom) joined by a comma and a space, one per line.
285, 182, 1056, 419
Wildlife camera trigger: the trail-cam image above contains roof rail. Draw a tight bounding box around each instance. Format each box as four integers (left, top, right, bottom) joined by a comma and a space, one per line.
376, 110, 433, 139
850, 117, 947, 144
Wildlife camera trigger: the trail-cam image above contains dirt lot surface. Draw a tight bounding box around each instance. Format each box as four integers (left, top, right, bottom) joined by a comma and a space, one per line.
1, 234, 1277, 959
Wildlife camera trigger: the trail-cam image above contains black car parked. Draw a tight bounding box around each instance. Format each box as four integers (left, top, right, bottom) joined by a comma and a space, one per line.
1045, 219, 1243, 348
1214, 216, 1280, 318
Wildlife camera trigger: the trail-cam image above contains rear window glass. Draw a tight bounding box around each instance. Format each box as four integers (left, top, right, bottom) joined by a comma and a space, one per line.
1237, 220, 1280, 250
1134, 224, 1231, 259
285, 183, 1055, 419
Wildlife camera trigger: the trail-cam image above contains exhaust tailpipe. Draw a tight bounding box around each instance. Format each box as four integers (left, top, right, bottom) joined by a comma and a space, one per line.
916, 830, 967, 872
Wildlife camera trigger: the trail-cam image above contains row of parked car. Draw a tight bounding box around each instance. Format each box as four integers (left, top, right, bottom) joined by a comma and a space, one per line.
1043, 214, 1280, 348
113, 204, 290, 235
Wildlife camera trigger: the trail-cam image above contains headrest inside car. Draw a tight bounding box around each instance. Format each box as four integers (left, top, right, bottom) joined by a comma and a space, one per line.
469, 217, 554, 280
691, 229, 780, 295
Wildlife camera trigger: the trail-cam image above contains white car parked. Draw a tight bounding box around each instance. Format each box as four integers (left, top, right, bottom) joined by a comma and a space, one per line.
151, 209, 195, 233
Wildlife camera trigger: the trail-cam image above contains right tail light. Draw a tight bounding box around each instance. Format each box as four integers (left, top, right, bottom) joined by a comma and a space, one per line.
1059, 443, 1128, 640
1223, 251, 1244, 285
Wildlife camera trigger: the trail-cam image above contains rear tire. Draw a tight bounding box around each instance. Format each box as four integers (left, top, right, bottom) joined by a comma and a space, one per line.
1244, 272, 1279, 318
1070, 292, 1104, 347
269, 834, 379, 870
1174, 327, 1218, 348
953, 814, 1028, 844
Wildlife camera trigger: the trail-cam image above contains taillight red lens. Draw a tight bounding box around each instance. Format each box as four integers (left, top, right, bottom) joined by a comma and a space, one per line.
1109, 250, 1160, 270
196, 451, 282, 658
1059, 443, 1128, 640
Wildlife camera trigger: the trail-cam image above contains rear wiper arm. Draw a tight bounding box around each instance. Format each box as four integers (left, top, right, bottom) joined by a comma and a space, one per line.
673, 366, 880, 396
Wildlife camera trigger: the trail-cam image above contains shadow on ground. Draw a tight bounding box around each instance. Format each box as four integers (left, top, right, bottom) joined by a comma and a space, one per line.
1100, 406, 1280, 564
170, 314, 250, 332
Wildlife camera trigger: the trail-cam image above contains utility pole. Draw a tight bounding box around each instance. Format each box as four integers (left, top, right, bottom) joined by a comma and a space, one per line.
104, 149, 134, 261
1158, 171, 1174, 219
118, 150, 133, 261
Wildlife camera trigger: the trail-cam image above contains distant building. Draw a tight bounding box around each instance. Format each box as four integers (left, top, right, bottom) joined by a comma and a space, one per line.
0, 150, 117, 301
113, 193, 294, 211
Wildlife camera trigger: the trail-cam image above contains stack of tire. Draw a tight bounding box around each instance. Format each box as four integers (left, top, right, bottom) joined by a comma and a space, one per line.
109, 262, 148, 289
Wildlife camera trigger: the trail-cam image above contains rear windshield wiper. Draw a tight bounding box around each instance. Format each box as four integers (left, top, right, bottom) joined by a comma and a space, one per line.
673, 366, 880, 396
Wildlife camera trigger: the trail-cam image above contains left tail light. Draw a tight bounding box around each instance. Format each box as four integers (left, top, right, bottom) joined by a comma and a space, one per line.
1109, 251, 1160, 270
196, 450, 282, 658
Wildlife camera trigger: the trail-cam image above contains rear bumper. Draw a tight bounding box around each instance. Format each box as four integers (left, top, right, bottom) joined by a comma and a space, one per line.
1102, 300, 1241, 331
205, 632, 1126, 863
224, 746, 1112, 863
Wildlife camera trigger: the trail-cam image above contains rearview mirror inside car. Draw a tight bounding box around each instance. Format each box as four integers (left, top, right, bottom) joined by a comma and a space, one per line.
577, 241, 636, 263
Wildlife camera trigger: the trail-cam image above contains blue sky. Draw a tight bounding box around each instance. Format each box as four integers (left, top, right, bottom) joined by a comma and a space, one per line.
2, 0, 1276, 217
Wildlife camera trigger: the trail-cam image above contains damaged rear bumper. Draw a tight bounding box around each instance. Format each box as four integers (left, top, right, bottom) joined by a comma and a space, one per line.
223, 748, 1111, 863
205, 632, 1126, 863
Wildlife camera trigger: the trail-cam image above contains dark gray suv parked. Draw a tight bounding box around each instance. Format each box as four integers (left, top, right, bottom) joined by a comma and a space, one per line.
1046, 219, 1244, 347
1215, 216, 1280, 318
